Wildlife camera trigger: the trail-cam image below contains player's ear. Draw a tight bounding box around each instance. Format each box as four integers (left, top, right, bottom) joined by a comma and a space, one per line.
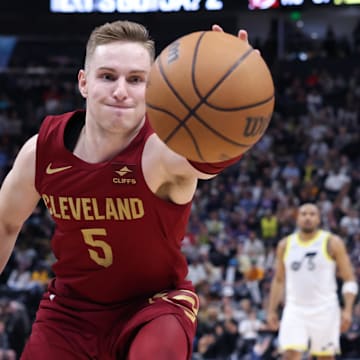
78, 69, 88, 98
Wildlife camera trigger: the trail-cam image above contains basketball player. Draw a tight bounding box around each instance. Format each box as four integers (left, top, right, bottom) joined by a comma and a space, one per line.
267, 203, 358, 360
0, 21, 248, 360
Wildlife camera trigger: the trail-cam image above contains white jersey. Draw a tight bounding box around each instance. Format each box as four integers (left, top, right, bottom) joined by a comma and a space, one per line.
283, 230, 338, 307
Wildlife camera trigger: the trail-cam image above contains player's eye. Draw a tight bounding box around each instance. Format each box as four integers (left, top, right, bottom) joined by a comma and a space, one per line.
129, 76, 144, 84
101, 73, 115, 81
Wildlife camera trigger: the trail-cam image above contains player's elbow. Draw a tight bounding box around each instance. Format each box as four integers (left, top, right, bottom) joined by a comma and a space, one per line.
0, 220, 22, 242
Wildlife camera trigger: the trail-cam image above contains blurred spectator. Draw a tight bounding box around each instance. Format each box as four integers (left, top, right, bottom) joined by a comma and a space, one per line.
244, 259, 264, 306
260, 210, 278, 248
306, 88, 323, 115
0, 300, 30, 358
340, 208, 360, 239
243, 231, 265, 262
198, 319, 239, 360
323, 166, 351, 201
238, 307, 267, 358
0, 319, 16, 360
187, 256, 208, 288
5, 262, 31, 298
205, 211, 225, 238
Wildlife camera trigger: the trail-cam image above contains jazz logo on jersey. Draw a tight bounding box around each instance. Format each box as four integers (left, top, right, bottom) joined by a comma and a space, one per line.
248, 0, 279, 9
291, 251, 317, 271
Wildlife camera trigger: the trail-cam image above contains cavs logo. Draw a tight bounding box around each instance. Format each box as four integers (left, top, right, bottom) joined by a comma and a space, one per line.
113, 166, 136, 185
248, 0, 279, 9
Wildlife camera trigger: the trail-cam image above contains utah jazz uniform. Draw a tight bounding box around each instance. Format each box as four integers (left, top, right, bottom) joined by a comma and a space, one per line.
21, 111, 199, 359
278, 230, 340, 356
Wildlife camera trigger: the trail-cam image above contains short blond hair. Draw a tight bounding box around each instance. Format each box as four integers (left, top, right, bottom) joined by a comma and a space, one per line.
84, 20, 155, 68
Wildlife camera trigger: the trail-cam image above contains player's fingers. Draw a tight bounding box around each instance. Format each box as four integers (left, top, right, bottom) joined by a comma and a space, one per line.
212, 24, 223, 32
237, 29, 248, 42
212, 25, 260, 55
237, 29, 261, 55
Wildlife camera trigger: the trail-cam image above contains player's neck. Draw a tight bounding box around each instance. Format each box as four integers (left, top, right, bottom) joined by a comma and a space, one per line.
298, 229, 319, 242
74, 119, 144, 163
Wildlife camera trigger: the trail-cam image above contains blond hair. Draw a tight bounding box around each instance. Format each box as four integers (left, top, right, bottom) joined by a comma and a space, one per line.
84, 20, 155, 69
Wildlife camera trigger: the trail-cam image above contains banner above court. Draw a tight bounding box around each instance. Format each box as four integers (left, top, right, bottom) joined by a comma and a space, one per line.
48, 0, 359, 13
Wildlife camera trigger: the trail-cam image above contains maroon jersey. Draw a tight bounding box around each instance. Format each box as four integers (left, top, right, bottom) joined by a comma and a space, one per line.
35, 110, 193, 304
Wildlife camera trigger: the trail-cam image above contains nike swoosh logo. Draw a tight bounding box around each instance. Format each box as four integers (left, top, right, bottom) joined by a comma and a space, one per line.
46, 163, 72, 175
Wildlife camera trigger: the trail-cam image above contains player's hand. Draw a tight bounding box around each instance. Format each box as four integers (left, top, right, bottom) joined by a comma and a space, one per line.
212, 24, 249, 42
212, 24, 260, 54
340, 309, 352, 333
266, 310, 280, 331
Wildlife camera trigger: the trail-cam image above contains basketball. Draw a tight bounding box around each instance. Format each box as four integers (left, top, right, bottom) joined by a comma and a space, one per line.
146, 30, 275, 163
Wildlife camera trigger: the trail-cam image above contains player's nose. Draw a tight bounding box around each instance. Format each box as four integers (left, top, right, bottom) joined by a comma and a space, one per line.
112, 78, 128, 100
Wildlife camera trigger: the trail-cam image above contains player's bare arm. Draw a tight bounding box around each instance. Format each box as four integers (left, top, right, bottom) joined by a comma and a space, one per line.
267, 237, 287, 330
0, 135, 40, 273
329, 234, 358, 332
143, 134, 214, 204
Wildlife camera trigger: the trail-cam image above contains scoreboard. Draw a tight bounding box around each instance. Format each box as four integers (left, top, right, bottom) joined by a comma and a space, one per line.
0, 0, 358, 14
48, 0, 360, 13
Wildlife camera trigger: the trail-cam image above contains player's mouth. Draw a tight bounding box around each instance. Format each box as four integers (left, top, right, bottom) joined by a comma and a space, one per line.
106, 104, 133, 109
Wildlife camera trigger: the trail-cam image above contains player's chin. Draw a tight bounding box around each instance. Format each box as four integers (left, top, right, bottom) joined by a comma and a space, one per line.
302, 226, 316, 234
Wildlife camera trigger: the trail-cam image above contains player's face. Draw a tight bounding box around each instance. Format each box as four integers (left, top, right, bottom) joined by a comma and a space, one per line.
78, 41, 151, 133
296, 205, 320, 234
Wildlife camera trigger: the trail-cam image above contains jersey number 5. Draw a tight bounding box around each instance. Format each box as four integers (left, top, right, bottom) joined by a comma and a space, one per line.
81, 228, 113, 268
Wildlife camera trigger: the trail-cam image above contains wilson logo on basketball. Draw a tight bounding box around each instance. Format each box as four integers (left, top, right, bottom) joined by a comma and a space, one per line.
113, 166, 136, 184
167, 41, 180, 64
243, 114, 272, 137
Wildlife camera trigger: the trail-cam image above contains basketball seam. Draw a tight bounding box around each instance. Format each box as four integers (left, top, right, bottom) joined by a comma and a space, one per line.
146, 102, 204, 157
198, 95, 275, 111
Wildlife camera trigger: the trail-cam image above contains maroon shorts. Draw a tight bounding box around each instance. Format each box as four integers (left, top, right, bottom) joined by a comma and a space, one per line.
21, 289, 199, 360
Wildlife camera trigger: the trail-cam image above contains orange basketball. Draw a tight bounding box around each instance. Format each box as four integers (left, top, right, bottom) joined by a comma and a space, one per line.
146, 30, 275, 163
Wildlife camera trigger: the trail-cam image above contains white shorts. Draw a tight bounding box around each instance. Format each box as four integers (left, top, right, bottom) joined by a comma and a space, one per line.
278, 301, 340, 356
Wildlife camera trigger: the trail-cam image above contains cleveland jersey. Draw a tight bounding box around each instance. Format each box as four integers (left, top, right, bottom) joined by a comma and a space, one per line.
283, 230, 338, 307
35, 110, 193, 304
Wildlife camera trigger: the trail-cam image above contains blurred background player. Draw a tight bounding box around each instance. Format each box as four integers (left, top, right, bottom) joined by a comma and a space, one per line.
267, 203, 358, 360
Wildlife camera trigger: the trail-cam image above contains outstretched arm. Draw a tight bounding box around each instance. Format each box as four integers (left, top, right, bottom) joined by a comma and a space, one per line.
0, 135, 41, 273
